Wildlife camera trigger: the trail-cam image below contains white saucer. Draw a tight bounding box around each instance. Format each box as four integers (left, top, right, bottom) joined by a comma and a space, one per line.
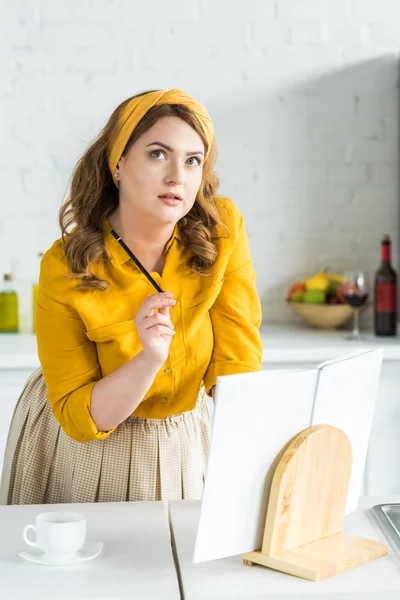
18, 541, 104, 566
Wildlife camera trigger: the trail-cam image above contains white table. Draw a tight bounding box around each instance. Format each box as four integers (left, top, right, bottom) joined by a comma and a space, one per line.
0, 501, 180, 599
169, 496, 400, 599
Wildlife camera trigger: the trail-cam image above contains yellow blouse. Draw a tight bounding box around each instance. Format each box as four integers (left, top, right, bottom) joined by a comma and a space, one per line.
36, 197, 263, 443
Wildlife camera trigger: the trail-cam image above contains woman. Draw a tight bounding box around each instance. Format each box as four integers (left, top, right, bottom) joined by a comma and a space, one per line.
0, 88, 262, 505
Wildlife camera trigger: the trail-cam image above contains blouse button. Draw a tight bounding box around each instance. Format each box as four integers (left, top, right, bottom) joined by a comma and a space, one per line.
164, 368, 171, 373
162, 397, 168, 404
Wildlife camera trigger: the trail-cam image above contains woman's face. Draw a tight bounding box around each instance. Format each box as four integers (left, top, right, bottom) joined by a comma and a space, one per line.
117, 116, 205, 225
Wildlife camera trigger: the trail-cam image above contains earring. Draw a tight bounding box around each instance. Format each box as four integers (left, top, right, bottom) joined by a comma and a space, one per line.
114, 171, 119, 178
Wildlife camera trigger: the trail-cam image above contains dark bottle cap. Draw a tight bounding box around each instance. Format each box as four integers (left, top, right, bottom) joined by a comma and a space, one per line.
382, 234, 391, 244
3, 273, 12, 281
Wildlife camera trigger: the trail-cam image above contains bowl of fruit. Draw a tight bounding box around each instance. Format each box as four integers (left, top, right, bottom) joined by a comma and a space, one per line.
286, 270, 362, 329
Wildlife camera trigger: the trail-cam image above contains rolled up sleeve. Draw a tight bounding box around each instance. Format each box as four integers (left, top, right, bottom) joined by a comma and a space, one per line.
203, 213, 263, 396
36, 249, 116, 443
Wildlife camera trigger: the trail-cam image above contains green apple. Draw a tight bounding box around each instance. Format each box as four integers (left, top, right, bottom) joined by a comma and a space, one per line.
303, 290, 326, 305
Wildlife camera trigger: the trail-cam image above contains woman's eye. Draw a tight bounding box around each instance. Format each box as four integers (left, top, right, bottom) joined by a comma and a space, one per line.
150, 150, 165, 159
150, 150, 201, 166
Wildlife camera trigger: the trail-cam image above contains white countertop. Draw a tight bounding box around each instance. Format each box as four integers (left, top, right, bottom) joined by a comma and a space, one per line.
0, 323, 400, 369
260, 323, 400, 363
2, 497, 399, 599
170, 495, 400, 599
0, 334, 40, 369
1, 501, 179, 600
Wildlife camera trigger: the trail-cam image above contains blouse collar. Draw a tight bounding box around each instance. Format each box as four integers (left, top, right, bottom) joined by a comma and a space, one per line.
103, 218, 181, 267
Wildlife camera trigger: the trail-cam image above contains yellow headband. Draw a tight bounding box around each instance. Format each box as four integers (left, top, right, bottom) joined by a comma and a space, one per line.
108, 88, 214, 185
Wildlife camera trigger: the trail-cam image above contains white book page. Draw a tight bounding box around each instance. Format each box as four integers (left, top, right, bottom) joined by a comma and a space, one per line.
193, 369, 316, 563
312, 348, 383, 514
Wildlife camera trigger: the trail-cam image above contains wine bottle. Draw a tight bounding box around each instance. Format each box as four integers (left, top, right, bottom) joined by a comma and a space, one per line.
374, 234, 397, 336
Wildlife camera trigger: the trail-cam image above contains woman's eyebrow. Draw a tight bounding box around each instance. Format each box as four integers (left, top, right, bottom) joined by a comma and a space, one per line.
146, 141, 204, 156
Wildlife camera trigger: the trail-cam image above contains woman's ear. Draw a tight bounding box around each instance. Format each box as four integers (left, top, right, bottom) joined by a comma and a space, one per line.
114, 158, 124, 180
115, 155, 128, 177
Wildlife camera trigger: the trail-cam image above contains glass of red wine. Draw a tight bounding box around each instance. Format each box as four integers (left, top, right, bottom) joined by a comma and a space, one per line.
342, 271, 369, 340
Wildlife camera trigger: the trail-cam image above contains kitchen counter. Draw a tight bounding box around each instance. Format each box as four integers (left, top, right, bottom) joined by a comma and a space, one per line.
0, 334, 39, 369
170, 495, 400, 599
0, 323, 399, 370
259, 323, 400, 363
0, 501, 180, 600
2, 497, 398, 599
1, 324, 399, 498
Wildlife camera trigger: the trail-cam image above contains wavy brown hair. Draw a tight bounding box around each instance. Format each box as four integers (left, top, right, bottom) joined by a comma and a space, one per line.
59, 90, 228, 290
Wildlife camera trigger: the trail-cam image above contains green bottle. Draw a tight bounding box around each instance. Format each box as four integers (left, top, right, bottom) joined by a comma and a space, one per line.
0, 274, 19, 333
32, 252, 43, 334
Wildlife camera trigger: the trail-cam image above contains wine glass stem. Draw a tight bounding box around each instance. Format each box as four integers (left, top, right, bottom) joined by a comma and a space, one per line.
353, 308, 360, 336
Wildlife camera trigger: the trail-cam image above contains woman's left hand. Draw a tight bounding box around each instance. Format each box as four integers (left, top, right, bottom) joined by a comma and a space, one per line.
211, 385, 216, 400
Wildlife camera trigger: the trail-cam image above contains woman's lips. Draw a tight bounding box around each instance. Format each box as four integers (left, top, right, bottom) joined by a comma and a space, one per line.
158, 196, 182, 206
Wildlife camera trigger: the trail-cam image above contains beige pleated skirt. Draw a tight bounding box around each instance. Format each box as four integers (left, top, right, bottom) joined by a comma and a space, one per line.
0, 367, 210, 505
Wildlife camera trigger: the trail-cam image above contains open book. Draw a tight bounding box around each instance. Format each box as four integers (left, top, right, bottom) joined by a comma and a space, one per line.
193, 348, 383, 563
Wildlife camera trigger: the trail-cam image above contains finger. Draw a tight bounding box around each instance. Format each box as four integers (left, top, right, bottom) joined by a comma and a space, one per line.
136, 293, 175, 321
157, 306, 174, 330
143, 312, 175, 331
141, 325, 176, 338
144, 292, 174, 309
158, 304, 170, 318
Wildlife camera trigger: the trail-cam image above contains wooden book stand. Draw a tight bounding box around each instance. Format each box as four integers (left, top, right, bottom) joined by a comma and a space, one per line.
242, 425, 387, 581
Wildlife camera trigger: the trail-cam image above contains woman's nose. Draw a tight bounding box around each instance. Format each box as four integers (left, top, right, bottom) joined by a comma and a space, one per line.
165, 162, 185, 184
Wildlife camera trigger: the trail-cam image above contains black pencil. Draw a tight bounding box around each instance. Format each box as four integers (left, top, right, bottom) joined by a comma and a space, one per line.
110, 229, 165, 294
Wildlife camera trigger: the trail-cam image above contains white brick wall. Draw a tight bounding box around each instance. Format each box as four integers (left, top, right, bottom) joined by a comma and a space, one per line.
1, 0, 399, 327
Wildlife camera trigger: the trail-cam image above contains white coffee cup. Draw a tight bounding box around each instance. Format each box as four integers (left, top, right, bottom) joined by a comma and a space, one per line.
23, 512, 86, 559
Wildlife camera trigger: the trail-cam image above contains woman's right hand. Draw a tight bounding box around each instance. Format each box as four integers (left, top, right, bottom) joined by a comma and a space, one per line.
134, 292, 176, 365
